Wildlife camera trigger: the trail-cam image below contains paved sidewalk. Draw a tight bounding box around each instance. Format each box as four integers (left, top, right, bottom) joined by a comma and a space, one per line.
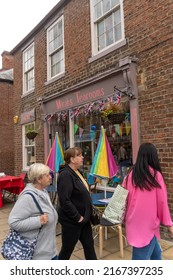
0, 198, 173, 260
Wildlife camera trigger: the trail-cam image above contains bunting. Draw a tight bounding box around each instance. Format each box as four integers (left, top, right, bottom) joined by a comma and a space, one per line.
43, 91, 122, 122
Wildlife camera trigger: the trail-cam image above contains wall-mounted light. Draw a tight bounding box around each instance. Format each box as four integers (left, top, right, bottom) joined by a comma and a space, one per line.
13, 116, 19, 124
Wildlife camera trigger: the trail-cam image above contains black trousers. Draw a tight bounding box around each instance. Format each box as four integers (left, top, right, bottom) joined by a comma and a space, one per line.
59, 221, 97, 260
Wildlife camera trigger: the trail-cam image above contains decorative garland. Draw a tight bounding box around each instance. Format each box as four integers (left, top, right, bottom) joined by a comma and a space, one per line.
44, 91, 122, 123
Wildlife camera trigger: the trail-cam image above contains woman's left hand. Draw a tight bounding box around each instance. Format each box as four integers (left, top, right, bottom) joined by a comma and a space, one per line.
40, 213, 48, 225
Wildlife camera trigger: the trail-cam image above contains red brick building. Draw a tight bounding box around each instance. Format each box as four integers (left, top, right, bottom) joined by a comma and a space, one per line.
11, 0, 173, 237
0, 52, 14, 175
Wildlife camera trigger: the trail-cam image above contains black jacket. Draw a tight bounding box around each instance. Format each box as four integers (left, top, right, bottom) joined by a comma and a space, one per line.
57, 165, 93, 225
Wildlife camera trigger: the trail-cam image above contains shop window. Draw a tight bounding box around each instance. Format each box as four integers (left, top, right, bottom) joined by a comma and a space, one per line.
23, 123, 36, 169
47, 16, 65, 80
90, 0, 125, 56
73, 98, 132, 180
50, 118, 69, 152
49, 98, 132, 182
23, 43, 34, 94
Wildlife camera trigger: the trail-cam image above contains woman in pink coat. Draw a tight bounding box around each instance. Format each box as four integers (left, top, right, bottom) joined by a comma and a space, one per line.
122, 143, 173, 260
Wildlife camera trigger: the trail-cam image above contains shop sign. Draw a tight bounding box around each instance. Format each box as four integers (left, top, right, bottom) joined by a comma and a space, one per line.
20, 109, 35, 124
43, 72, 124, 114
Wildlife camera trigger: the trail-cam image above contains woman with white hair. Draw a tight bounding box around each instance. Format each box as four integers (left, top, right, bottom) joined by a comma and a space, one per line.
8, 163, 58, 260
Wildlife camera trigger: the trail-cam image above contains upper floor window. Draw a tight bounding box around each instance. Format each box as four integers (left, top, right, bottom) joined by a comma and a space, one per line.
23, 43, 34, 93
90, 0, 124, 56
47, 16, 64, 80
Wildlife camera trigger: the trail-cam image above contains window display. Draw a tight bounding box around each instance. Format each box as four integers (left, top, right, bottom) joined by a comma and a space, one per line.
51, 97, 132, 181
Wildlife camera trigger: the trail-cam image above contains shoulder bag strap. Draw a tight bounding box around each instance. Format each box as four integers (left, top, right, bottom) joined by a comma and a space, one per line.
24, 192, 45, 234
25, 192, 44, 215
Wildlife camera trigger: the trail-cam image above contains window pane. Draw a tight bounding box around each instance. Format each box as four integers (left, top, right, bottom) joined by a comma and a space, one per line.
24, 46, 34, 70
98, 34, 105, 51
28, 78, 34, 91
25, 69, 34, 91
49, 41, 54, 53
103, 0, 110, 14
105, 14, 112, 31
26, 146, 35, 166
23, 45, 34, 92
52, 52, 59, 64
97, 21, 105, 50
97, 21, 104, 37
94, 1, 102, 20
25, 136, 35, 146
114, 9, 122, 41
114, 23, 121, 41
58, 20, 62, 34
30, 56, 34, 68
111, 0, 120, 8
48, 20, 63, 54
48, 17, 64, 79
106, 28, 113, 46
49, 28, 54, 41
30, 46, 34, 56
51, 49, 63, 77
58, 33, 63, 46
105, 14, 113, 46
114, 9, 121, 24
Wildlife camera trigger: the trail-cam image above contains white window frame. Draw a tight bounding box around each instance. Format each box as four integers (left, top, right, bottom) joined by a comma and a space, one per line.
22, 123, 36, 170
90, 0, 125, 59
22, 43, 35, 94
47, 16, 65, 81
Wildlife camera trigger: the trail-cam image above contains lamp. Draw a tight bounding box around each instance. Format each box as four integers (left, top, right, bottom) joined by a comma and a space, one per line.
13, 116, 19, 124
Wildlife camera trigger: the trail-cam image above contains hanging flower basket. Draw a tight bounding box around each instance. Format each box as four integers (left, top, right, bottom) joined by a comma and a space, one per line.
101, 103, 121, 118
107, 113, 126, 124
26, 131, 38, 140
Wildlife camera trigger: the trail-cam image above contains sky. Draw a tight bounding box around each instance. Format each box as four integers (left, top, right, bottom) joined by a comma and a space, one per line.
0, 0, 60, 68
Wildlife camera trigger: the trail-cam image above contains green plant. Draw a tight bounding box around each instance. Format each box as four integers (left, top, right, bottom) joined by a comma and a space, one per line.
26, 129, 38, 140
101, 103, 122, 118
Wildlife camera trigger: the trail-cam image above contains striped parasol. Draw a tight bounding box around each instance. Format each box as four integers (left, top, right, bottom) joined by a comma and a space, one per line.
89, 126, 118, 196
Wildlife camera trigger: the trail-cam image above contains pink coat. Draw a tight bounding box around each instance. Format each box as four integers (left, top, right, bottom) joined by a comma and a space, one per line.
122, 170, 173, 247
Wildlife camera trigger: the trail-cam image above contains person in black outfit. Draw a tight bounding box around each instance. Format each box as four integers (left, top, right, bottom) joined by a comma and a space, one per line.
57, 147, 97, 260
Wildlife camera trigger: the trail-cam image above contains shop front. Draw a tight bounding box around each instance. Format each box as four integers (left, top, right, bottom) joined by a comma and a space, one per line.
41, 57, 139, 181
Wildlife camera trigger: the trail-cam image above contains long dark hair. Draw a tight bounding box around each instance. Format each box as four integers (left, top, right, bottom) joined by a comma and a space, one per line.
127, 143, 162, 191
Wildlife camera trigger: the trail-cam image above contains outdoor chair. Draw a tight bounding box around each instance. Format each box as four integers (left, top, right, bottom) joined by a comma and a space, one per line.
88, 181, 98, 193
92, 215, 126, 258
98, 217, 127, 258
91, 191, 126, 258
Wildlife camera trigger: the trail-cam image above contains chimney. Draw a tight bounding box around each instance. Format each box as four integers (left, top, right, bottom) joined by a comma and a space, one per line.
1, 51, 14, 70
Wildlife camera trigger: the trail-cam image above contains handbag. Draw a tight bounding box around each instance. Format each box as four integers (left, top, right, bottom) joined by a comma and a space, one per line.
102, 184, 128, 224
1, 192, 44, 260
90, 206, 101, 225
